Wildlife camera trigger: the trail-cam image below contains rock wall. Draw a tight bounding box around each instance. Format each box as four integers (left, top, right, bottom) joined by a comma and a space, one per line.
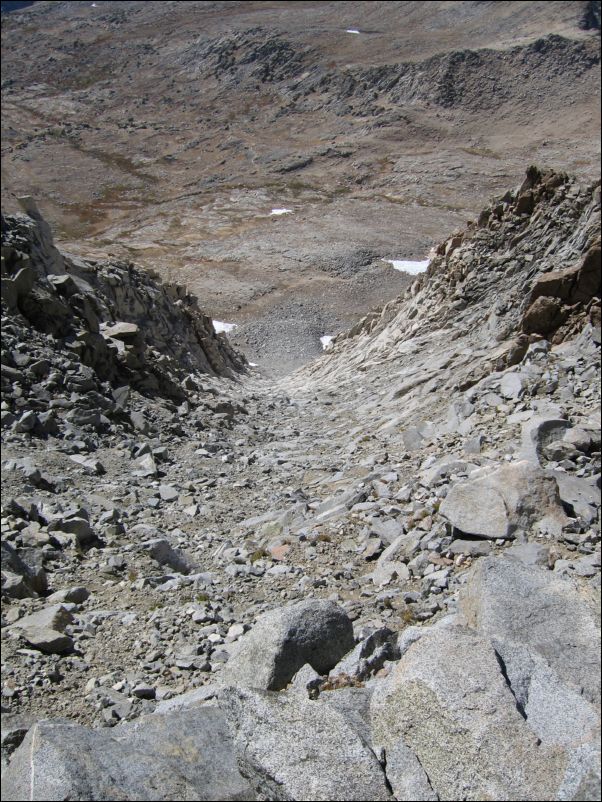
1, 199, 246, 404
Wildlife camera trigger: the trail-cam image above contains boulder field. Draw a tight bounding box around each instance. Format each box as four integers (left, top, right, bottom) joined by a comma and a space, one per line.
1, 167, 600, 800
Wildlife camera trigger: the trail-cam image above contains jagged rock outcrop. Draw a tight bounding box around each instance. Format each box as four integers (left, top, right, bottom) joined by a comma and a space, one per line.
523, 238, 601, 337
186, 29, 600, 121
1, 198, 246, 402
195, 28, 312, 84
295, 169, 600, 393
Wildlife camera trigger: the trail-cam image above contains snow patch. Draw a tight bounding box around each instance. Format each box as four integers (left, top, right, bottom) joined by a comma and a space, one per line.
213, 320, 237, 334
320, 336, 334, 350
346, 29, 361, 34
270, 208, 293, 216
383, 258, 430, 275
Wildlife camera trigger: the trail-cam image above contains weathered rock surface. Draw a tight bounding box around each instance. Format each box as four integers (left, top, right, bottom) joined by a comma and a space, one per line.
370, 626, 566, 801
219, 685, 392, 801
1, 708, 255, 801
459, 555, 601, 703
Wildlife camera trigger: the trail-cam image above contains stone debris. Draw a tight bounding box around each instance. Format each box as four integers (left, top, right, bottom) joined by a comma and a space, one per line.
1, 170, 600, 800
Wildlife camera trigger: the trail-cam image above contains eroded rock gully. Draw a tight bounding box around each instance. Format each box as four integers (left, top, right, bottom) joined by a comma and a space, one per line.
1, 168, 601, 800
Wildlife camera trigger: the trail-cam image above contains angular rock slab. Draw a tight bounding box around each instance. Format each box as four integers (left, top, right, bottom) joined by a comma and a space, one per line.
551, 470, 601, 523
439, 460, 568, 539
370, 626, 565, 801
460, 555, 601, 704
382, 739, 438, 802
1, 707, 254, 801
500, 370, 526, 399
9, 604, 74, 654
10, 604, 73, 633
139, 537, 198, 575
490, 639, 600, 750
219, 685, 392, 801
221, 599, 354, 690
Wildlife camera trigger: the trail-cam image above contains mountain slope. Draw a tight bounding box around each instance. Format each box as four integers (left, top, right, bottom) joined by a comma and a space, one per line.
2, 1, 600, 372
1, 168, 600, 801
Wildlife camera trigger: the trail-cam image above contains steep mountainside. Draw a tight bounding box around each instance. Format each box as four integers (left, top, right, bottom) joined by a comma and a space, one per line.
1, 2, 601, 799
1, 168, 600, 800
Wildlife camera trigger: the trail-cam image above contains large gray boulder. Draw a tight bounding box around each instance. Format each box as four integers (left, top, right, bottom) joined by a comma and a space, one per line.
219, 685, 392, 801
370, 626, 565, 801
221, 599, 355, 690
1, 707, 254, 801
439, 460, 568, 539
